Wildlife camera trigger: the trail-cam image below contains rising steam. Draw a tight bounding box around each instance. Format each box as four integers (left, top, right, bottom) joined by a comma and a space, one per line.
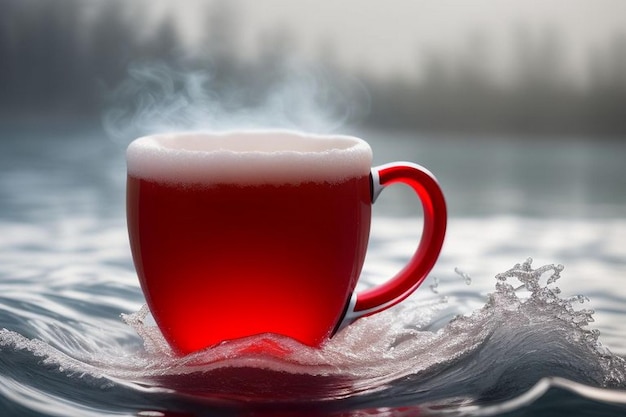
102, 61, 371, 145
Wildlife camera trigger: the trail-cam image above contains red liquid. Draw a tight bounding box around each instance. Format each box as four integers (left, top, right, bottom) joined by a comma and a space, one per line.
127, 175, 371, 354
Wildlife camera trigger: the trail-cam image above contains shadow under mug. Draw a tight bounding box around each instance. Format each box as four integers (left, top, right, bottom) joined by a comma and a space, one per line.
126, 130, 447, 355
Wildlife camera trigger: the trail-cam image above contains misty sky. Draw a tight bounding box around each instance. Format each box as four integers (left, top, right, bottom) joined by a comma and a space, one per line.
158, 0, 626, 82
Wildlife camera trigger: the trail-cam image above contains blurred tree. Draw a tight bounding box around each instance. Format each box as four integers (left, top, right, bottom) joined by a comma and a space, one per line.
83, 1, 137, 94
200, 0, 240, 79
248, 24, 297, 104
0, 0, 21, 114
1, 0, 625, 138
586, 34, 626, 135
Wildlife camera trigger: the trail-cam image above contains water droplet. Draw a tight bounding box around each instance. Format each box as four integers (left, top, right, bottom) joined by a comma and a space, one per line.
454, 267, 472, 285
568, 295, 589, 304
429, 276, 439, 294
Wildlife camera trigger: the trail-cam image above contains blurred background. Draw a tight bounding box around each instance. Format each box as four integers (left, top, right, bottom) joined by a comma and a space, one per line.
3, 3, 626, 415
2, 0, 626, 137
2, 0, 626, 221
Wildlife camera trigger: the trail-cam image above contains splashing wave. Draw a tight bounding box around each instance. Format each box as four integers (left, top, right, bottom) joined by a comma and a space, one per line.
2, 258, 625, 411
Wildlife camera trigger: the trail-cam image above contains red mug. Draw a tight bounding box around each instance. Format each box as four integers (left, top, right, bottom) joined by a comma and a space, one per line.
126, 131, 446, 355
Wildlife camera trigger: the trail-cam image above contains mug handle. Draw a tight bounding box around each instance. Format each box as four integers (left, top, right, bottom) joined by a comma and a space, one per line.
337, 162, 447, 330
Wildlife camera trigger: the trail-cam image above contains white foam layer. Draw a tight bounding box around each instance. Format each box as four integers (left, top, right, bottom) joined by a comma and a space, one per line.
126, 130, 373, 185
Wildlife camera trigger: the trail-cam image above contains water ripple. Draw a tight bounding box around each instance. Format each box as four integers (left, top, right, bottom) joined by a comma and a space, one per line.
1, 258, 625, 416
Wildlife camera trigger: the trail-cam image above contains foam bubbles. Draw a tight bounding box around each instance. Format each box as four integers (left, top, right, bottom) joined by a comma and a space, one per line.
126, 130, 373, 185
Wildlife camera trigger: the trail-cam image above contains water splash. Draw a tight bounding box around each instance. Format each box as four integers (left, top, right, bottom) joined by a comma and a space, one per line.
454, 267, 472, 285
493, 258, 602, 351
1, 258, 625, 410
429, 276, 440, 294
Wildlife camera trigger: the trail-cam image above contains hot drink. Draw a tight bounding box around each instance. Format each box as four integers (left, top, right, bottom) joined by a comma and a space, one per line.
127, 176, 371, 353
126, 131, 446, 355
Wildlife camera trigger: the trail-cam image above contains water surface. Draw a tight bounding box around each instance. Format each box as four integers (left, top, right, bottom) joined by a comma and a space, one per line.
1, 127, 626, 416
